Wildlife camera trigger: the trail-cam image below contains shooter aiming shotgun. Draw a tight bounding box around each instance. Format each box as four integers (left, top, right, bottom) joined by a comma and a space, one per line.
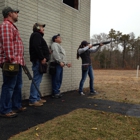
22, 65, 42, 97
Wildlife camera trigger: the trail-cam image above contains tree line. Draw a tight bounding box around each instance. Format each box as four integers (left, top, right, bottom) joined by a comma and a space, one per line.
90, 29, 140, 69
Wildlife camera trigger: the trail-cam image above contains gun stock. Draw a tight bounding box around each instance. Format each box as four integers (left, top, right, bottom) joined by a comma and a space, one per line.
22, 65, 32, 80
22, 65, 42, 97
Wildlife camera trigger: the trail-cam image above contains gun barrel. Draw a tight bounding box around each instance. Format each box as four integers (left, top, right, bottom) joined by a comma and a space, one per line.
92, 43, 100, 46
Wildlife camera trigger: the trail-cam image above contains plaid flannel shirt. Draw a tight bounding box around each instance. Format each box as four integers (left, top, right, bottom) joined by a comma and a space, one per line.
0, 19, 25, 66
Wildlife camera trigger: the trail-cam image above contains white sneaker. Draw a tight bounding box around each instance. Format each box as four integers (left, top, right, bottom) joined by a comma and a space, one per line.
80, 92, 85, 95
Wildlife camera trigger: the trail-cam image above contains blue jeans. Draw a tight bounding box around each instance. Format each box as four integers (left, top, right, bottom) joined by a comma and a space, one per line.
79, 65, 94, 93
52, 64, 63, 95
29, 61, 43, 103
0, 66, 22, 114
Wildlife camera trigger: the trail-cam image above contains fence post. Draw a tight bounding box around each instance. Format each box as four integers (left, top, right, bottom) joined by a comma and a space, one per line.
136, 65, 139, 78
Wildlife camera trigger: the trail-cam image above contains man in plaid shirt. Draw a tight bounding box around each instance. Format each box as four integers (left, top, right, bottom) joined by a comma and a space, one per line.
0, 6, 26, 118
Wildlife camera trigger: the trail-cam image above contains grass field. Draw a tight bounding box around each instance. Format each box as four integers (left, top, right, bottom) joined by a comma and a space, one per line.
9, 70, 140, 140
91, 70, 140, 104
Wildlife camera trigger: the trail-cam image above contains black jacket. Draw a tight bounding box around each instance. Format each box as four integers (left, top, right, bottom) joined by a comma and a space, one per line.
29, 31, 50, 62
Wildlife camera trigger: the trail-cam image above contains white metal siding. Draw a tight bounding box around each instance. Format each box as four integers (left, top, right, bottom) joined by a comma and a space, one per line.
0, 0, 91, 99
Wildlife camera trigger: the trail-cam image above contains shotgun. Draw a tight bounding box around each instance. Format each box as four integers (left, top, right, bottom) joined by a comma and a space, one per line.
92, 40, 116, 46
22, 65, 42, 97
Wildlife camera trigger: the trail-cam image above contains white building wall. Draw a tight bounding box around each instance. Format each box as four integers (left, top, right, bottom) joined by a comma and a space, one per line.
0, 0, 5, 87
0, 0, 91, 99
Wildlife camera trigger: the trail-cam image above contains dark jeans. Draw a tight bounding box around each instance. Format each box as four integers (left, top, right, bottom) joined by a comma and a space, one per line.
51, 64, 63, 95
0, 66, 22, 114
79, 65, 94, 93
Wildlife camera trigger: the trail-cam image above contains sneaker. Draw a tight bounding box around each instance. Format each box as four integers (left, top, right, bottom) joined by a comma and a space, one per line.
13, 107, 27, 113
90, 91, 98, 95
0, 111, 18, 118
80, 92, 85, 95
58, 93, 63, 97
29, 101, 43, 106
52, 93, 62, 99
39, 99, 46, 103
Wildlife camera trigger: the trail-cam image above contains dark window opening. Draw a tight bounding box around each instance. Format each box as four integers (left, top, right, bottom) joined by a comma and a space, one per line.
63, 0, 79, 10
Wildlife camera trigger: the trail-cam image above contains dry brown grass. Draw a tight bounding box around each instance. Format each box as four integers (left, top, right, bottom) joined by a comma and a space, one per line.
86, 70, 140, 104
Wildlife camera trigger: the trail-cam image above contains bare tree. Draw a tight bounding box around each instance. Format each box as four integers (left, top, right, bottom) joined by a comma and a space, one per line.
90, 30, 139, 69
119, 34, 130, 68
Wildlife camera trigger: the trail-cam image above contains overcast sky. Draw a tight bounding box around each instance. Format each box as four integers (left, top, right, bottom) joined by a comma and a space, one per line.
90, 0, 140, 38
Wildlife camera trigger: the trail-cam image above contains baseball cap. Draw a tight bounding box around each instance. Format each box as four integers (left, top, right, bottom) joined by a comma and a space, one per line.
52, 34, 60, 42
36, 23, 46, 27
2, 6, 19, 17
81, 41, 90, 46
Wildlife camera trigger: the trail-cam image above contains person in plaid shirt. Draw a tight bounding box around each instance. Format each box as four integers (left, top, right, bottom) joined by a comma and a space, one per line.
0, 7, 26, 118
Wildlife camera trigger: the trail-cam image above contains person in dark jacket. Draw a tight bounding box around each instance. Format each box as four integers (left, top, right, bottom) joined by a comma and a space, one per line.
29, 23, 50, 106
77, 41, 102, 96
